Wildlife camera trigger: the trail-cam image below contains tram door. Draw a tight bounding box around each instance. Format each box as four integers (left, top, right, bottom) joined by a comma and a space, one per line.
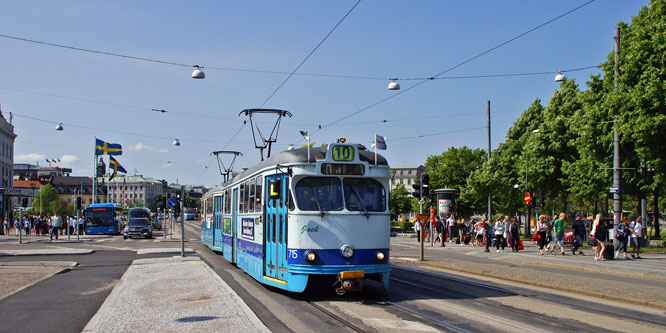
265, 174, 289, 281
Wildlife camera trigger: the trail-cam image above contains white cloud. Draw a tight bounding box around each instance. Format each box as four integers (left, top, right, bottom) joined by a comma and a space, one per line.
161, 162, 173, 168
128, 143, 167, 153
59, 155, 79, 167
15, 153, 46, 164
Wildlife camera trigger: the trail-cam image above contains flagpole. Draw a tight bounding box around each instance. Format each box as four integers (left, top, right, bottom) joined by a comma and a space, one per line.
93, 137, 97, 204
307, 129, 311, 165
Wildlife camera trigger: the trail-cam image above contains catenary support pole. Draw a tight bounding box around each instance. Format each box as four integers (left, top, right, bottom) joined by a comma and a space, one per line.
180, 188, 185, 257
487, 100, 492, 219
612, 26, 622, 248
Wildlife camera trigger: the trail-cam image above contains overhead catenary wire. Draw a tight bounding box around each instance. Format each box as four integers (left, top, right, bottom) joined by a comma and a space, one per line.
11, 113, 251, 144
258, 0, 362, 108
302, 0, 597, 143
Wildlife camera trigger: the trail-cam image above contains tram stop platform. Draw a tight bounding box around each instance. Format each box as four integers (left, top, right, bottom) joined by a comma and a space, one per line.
83, 256, 269, 332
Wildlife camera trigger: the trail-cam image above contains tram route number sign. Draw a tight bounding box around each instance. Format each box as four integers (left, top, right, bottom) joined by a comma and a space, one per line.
416, 213, 429, 227
332, 145, 354, 162
167, 198, 177, 208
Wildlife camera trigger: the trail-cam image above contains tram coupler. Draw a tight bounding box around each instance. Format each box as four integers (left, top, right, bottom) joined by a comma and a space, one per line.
334, 270, 365, 295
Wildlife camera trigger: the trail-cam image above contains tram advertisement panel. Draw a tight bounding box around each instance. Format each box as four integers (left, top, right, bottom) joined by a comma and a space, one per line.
223, 218, 231, 234
439, 199, 451, 218
241, 217, 254, 240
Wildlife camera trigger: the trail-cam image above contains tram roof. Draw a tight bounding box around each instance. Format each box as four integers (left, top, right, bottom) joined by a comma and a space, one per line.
226, 143, 387, 185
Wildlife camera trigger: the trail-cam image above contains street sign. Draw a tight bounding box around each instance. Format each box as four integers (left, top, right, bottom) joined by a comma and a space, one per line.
167, 198, 177, 208
524, 192, 531, 205
416, 213, 429, 226
609, 187, 620, 194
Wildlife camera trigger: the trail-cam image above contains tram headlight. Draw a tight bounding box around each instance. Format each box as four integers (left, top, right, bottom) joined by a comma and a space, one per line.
340, 244, 354, 258
376, 251, 385, 261
305, 250, 316, 263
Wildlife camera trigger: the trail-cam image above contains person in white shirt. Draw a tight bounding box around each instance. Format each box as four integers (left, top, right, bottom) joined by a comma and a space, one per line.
494, 217, 507, 252
630, 216, 643, 259
413, 221, 421, 242
78, 216, 85, 235
446, 215, 455, 242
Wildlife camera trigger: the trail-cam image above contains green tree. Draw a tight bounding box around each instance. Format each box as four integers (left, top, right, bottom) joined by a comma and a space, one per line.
32, 184, 60, 216
425, 146, 486, 218
389, 184, 411, 220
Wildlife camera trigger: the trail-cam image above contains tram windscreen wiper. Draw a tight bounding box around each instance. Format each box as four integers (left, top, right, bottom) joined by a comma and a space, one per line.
351, 187, 369, 218
309, 184, 325, 217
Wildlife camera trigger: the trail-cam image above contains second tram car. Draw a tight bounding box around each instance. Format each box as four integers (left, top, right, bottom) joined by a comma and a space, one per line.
201, 142, 390, 294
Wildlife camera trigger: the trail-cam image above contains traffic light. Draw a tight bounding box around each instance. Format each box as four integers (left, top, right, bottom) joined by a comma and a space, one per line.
421, 174, 430, 197
76, 197, 82, 210
411, 183, 421, 198
22, 198, 28, 208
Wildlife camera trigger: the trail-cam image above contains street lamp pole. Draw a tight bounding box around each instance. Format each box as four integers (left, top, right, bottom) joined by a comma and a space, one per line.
524, 129, 540, 237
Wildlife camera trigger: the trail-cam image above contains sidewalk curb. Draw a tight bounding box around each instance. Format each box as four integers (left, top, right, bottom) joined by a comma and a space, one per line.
0, 261, 77, 303
391, 257, 666, 310
0, 249, 95, 256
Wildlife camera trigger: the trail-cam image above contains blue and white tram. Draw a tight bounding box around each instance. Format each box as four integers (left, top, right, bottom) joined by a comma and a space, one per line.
201, 142, 390, 294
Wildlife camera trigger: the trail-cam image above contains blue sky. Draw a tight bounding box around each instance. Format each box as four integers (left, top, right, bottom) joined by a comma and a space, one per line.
0, 1, 649, 186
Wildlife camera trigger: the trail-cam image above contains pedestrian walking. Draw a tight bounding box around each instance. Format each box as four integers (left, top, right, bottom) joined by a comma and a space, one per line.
474, 219, 484, 246
483, 218, 492, 252
591, 214, 607, 261
414, 221, 421, 242
615, 217, 631, 259
553, 213, 567, 255
435, 216, 445, 246
536, 215, 548, 255
50, 213, 63, 241
630, 216, 644, 259
509, 217, 520, 252
446, 214, 456, 243
494, 216, 507, 252
571, 214, 586, 255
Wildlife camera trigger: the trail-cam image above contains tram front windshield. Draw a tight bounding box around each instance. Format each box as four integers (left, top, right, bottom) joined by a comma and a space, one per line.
294, 177, 386, 212
295, 177, 343, 211
87, 208, 114, 227
343, 178, 386, 212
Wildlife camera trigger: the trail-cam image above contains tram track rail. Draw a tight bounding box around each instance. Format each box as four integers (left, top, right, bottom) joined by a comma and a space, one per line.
392, 265, 666, 329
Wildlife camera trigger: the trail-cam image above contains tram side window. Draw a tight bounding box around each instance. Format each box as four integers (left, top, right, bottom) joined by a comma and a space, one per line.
239, 184, 245, 214
249, 180, 255, 214
343, 178, 386, 212
255, 176, 262, 212
294, 177, 343, 211
224, 189, 231, 214
243, 181, 249, 213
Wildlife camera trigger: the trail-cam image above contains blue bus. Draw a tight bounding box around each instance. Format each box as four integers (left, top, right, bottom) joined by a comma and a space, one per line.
84, 203, 122, 235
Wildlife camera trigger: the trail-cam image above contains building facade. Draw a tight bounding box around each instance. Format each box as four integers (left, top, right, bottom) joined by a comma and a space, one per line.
0, 111, 16, 225
389, 165, 425, 195
108, 175, 163, 210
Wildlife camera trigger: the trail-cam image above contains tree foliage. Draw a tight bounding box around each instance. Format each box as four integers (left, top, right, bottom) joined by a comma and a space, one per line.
389, 184, 412, 220
32, 184, 61, 216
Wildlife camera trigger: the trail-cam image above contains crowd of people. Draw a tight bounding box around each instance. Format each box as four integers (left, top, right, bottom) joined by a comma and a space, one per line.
413, 212, 648, 260
2, 212, 85, 241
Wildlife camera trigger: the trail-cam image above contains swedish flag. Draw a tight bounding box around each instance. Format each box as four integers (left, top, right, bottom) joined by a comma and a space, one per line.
108, 156, 127, 181
95, 138, 123, 156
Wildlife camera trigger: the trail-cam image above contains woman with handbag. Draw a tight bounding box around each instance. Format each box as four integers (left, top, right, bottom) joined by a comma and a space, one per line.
591, 214, 607, 261
536, 215, 549, 255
